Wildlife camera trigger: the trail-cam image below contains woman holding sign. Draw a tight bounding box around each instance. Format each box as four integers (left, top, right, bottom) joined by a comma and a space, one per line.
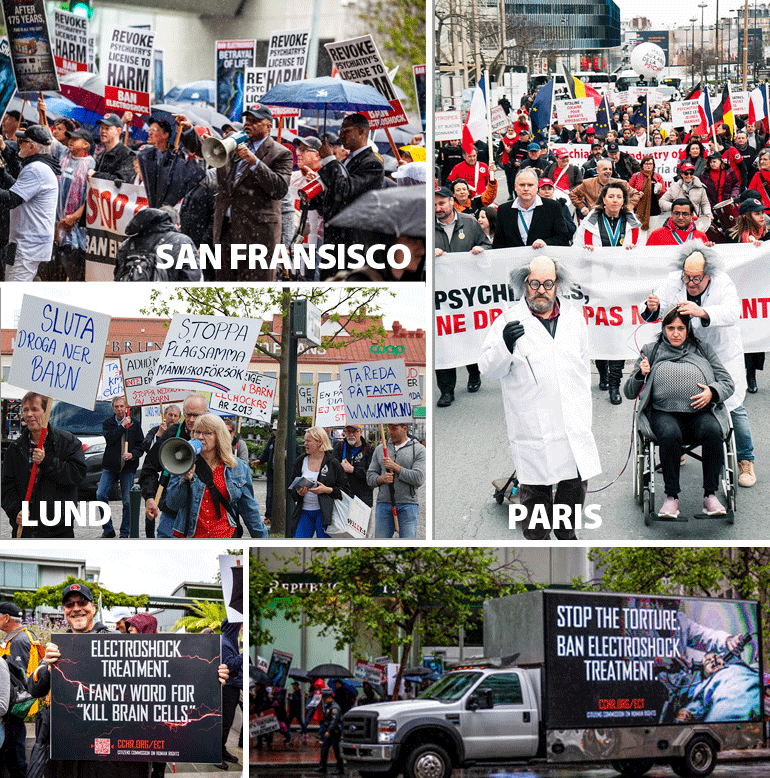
165, 414, 268, 538
290, 426, 349, 538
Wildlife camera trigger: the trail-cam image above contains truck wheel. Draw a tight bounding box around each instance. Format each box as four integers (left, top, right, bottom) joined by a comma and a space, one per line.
610, 758, 653, 777
679, 736, 717, 777
405, 743, 451, 778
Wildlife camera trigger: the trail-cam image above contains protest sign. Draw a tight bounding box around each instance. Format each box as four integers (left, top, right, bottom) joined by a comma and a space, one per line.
325, 35, 409, 127
297, 384, 315, 417
219, 554, 243, 623
260, 28, 308, 116
413, 63, 426, 128
119, 350, 188, 408
555, 97, 597, 125
153, 49, 163, 103
244, 66, 267, 108
354, 660, 386, 685
97, 359, 123, 401
85, 179, 149, 280
406, 366, 422, 405
0, 40, 17, 121
209, 370, 277, 422
153, 314, 263, 394
250, 711, 280, 737
435, 245, 770, 368
434, 110, 462, 141
87, 33, 95, 71
339, 359, 411, 425
314, 380, 345, 426
267, 650, 293, 688
53, 8, 87, 77
1, 0, 58, 91
256, 655, 269, 672
490, 104, 510, 132
670, 99, 701, 126
607, 91, 629, 106
550, 143, 687, 182
50, 633, 222, 763
104, 25, 154, 115
216, 39, 254, 123
9, 295, 110, 410
731, 90, 749, 115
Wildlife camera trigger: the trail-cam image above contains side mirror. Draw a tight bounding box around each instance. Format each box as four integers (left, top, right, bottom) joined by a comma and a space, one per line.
467, 688, 494, 711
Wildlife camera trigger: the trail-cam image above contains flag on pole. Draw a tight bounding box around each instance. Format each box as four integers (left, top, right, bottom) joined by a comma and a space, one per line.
530, 78, 555, 143
463, 74, 487, 155
631, 93, 649, 131
712, 83, 734, 135
684, 82, 714, 137
594, 93, 614, 137
560, 63, 603, 108
749, 83, 769, 130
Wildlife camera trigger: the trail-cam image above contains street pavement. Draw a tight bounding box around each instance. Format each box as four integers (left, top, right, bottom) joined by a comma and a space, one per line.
434, 363, 770, 541
0, 474, 427, 540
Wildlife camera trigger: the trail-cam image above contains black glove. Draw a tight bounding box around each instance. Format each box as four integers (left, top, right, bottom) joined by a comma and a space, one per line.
503, 321, 525, 353
113, 179, 122, 189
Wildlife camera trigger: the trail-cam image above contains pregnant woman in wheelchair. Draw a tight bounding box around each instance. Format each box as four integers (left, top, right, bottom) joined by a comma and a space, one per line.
625, 306, 735, 519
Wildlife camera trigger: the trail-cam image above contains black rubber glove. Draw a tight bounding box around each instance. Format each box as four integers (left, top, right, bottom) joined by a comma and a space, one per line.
503, 321, 525, 353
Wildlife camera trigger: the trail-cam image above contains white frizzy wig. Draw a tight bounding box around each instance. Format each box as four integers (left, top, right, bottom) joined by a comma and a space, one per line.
671, 240, 724, 276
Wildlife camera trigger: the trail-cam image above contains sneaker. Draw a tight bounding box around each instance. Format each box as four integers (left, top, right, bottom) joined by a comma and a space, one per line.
738, 460, 756, 487
658, 496, 679, 518
703, 494, 727, 516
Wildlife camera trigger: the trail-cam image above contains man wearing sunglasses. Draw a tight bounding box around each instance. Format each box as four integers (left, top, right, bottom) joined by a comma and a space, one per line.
660, 163, 713, 231
479, 255, 601, 540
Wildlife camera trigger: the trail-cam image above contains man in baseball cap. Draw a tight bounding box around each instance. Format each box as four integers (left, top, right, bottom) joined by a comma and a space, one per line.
289, 135, 325, 246
333, 424, 375, 506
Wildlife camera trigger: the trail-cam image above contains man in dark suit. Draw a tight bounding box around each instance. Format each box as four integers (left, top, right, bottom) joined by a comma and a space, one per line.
493, 167, 573, 249
179, 104, 292, 281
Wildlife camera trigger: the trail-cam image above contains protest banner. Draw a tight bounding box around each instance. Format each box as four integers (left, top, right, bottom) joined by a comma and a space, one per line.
434, 110, 462, 141
555, 97, 597, 125
104, 25, 154, 115
354, 660, 386, 685
118, 350, 188, 408
256, 655, 269, 672
85, 179, 149, 280
490, 104, 510, 132
1, 0, 58, 91
152, 314, 263, 394
97, 359, 123, 401
219, 554, 243, 623
339, 359, 411, 425
216, 39, 254, 123
0, 40, 17, 121
243, 66, 267, 109
314, 380, 345, 426
731, 90, 749, 115
607, 91, 630, 106
53, 8, 87, 77
50, 633, 222, 763
297, 384, 315, 417
87, 33, 95, 71
435, 245, 770, 368
209, 370, 277, 422
325, 35, 409, 127
551, 143, 687, 182
406, 366, 422, 405
250, 711, 280, 738
413, 63, 426, 128
267, 650, 293, 688
260, 28, 308, 117
669, 100, 701, 127
9, 295, 110, 410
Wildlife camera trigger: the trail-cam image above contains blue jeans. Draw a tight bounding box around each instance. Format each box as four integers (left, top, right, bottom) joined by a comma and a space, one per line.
294, 509, 329, 539
97, 469, 136, 536
156, 511, 175, 538
375, 502, 418, 538
730, 405, 754, 461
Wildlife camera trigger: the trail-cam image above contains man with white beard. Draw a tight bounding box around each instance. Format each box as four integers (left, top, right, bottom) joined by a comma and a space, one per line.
333, 424, 374, 506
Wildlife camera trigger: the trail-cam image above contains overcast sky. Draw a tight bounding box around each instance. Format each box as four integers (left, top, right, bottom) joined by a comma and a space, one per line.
0, 284, 426, 330
616, 0, 733, 29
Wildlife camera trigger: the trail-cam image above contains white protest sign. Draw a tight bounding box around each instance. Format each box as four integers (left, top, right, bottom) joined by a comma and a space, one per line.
339, 359, 411, 424
732, 90, 749, 115
354, 660, 386, 685
406, 366, 422, 405
53, 8, 87, 77
153, 314, 263, 394
325, 35, 409, 127
219, 554, 243, 623
261, 28, 309, 116
9, 295, 110, 410
608, 91, 630, 106
434, 110, 462, 141
104, 25, 154, 115
555, 97, 596, 125
490, 104, 509, 132
97, 359, 123, 401
297, 384, 315, 417
244, 66, 267, 108
209, 371, 277, 422
250, 711, 280, 736
670, 100, 701, 126
314, 380, 345, 426
118, 350, 188, 407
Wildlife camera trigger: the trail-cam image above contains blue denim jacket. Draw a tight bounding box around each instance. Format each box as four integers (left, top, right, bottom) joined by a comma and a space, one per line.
165, 458, 268, 538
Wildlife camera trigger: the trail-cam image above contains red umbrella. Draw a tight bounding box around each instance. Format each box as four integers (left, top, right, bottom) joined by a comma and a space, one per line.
58, 72, 144, 130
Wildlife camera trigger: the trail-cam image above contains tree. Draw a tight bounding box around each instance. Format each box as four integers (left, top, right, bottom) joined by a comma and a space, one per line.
13, 575, 149, 612
250, 550, 295, 648
142, 286, 394, 535
171, 599, 228, 633
283, 548, 535, 697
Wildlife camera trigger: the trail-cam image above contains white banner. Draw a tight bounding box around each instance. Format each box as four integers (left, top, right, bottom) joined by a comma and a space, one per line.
435, 245, 770, 368
209, 370, 277, 422
97, 359, 123, 401
9, 295, 110, 410
551, 143, 687, 182
153, 314, 263, 394
340, 359, 411, 424
119, 350, 188, 407
490, 104, 509, 132
555, 97, 596, 125
731, 90, 749, 115
670, 100, 701, 127
434, 110, 462, 141
314, 380, 345, 426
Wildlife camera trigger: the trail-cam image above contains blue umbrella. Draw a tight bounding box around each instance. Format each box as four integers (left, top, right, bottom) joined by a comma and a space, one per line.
164, 80, 216, 106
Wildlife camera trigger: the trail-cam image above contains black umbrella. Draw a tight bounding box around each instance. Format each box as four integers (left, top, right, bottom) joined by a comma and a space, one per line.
308, 663, 354, 678
228, 566, 243, 618
328, 186, 425, 238
137, 145, 206, 208
289, 668, 311, 682
403, 666, 433, 677
250, 666, 271, 686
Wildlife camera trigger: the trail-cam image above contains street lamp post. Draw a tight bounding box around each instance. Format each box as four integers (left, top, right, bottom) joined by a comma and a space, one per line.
700, 2, 708, 85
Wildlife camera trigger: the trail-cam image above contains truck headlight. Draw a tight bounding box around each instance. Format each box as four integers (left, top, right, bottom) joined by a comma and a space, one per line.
377, 720, 397, 743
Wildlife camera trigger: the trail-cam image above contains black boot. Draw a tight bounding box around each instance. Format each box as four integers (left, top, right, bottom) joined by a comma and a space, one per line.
596, 360, 609, 390
608, 360, 623, 405
747, 368, 758, 393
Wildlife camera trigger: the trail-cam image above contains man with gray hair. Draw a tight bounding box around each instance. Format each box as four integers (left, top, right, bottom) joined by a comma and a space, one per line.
0, 125, 59, 281
643, 242, 757, 488
479, 255, 601, 539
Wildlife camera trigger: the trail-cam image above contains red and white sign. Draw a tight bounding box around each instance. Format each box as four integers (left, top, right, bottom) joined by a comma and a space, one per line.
555, 97, 597, 125
53, 9, 87, 76
434, 110, 462, 141
670, 100, 702, 127
119, 350, 188, 408
104, 25, 154, 114
490, 104, 510, 132
731, 90, 749, 115
314, 380, 345, 426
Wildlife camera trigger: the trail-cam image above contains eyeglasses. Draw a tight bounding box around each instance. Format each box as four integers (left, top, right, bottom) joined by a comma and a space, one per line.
63, 598, 89, 609
681, 172, 694, 176
682, 273, 705, 285
185, 412, 203, 419
194, 430, 216, 437
527, 279, 556, 291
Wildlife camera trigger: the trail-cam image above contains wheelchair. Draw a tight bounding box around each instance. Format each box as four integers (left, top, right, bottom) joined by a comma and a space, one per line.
632, 412, 738, 525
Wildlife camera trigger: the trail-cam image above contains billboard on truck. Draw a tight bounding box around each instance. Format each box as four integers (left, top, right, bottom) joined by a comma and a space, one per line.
485, 590, 762, 730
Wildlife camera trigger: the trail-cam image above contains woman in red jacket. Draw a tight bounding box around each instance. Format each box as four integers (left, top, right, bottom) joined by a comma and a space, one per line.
749, 149, 770, 208
700, 152, 740, 208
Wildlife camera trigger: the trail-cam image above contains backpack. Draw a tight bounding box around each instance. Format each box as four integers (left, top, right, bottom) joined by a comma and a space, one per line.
3, 656, 34, 719
114, 249, 169, 282
0, 626, 46, 718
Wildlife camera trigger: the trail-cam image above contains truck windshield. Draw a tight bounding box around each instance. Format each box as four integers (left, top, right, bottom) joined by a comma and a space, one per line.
417, 672, 481, 701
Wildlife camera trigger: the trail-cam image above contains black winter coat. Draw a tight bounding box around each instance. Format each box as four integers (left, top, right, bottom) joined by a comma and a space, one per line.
102, 415, 144, 474
493, 197, 573, 248
138, 421, 189, 511
333, 439, 375, 506
91, 141, 135, 183
289, 451, 350, 535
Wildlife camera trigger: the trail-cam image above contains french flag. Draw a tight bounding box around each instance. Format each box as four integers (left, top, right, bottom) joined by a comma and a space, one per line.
462, 74, 487, 155
685, 83, 714, 137
749, 83, 769, 131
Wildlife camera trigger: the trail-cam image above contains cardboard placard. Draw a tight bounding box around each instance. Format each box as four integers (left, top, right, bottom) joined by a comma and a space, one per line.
297, 383, 314, 417
1, 0, 58, 91
267, 650, 293, 688
490, 104, 510, 132
339, 359, 411, 424
314, 380, 345, 426
555, 97, 597, 125
104, 25, 155, 115
215, 39, 255, 123
118, 350, 188, 408
406, 366, 422, 405
97, 359, 123, 401
669, 100, 701, 127
53, 8, 87, 77
209, 371, 277, 422
434, 110, 462, 142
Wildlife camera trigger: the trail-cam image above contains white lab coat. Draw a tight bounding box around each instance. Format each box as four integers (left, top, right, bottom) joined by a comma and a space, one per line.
654, 270, 746, 412
479, 297, 601, 485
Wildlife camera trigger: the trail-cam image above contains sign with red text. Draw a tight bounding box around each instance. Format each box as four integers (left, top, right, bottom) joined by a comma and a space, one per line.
53, 8, 87, 76
670, 100, 701, 126
490, 104, 510, 132
555, 97, 596, 125
435, 110, 462, 141
119, 350, 188, 408
314, 380, 345, 426
104, 25, 154, 114
209, 371, 277, 422
339, 359, 411, 424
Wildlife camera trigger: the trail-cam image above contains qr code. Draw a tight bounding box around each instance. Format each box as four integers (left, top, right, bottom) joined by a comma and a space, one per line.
94, 739, 111, 755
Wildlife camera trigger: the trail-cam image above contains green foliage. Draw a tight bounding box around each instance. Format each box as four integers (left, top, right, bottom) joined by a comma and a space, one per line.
14, 576, 148, 612
170, 600, 227, 634
250, 551, 297, 647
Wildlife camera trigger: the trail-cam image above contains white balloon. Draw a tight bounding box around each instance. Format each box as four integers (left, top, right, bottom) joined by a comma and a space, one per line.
630, 42, 666, 78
